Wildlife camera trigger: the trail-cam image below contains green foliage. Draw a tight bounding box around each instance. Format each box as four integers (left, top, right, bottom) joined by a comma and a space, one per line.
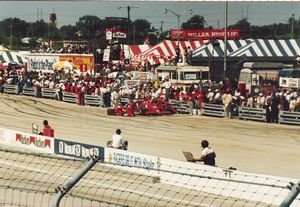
76, 15, 103, 39
0, 14, 298, 50
181, 15, 206, 29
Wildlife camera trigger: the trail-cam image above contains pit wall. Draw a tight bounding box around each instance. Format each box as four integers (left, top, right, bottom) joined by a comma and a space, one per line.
0, 128, 299, 207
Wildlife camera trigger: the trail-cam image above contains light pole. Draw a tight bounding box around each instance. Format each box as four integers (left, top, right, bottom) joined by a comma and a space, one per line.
224, 2, 228, 80
118, 6, 139, 44
291, 13, 295, 39
164, 8, 193, 45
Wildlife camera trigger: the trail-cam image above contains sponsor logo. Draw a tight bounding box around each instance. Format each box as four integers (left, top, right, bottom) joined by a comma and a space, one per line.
57, 140, 100, 159
16, 133, 51, 148
110, 152, 156, 170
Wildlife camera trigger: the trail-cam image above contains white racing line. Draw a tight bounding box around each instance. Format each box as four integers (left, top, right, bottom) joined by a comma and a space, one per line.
0, 159, 212, 207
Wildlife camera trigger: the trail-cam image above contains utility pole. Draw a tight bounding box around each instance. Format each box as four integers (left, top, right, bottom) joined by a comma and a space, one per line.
291, 13, 295, 39
10, 18, 13, 50
118, 6, 139, 44
164, 8, 193, 45
224, 2, 228, 80
160, 21, 164, 35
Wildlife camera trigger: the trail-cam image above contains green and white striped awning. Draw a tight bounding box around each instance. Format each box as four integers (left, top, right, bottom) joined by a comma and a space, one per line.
0, 51, 24, 65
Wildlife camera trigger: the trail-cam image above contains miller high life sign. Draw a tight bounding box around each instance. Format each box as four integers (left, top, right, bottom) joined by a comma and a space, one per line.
170, 29, 240, 40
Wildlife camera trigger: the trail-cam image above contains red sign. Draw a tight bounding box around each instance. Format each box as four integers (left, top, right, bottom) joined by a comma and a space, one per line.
170, 29, 240, 40
16, 133, 51, 148
106, 28, 127, 40
80, 64, 88, 72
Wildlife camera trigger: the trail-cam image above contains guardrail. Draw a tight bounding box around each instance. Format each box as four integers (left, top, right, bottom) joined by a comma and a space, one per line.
42, 88, 56, 99
22, 86, 37, 97
201, 103, 224, 117
239, 107, 266, 122
62, 92, 78, 104
84, 95, 103, 107
168, 99, 190, 114
279, 111, 300, 125
3, 84, 18, 94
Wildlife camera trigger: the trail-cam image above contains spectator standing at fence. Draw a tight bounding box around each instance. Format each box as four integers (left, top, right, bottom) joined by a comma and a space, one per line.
222, 89, 233, 119
192, 140, 216, 166
270, 93, 280, 123
175, 46, 181, 65
39, 120, 54, 137
187, 46, 193, 65
256, 93, 265, 109
182, 47, 188, 65
246, 93, 254, 108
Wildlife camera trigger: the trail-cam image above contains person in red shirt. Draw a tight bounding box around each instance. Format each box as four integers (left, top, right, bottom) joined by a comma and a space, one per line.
39, 120, 54, 137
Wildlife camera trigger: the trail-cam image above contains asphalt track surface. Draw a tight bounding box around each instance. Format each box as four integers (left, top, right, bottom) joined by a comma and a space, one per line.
0, 94, 299, 180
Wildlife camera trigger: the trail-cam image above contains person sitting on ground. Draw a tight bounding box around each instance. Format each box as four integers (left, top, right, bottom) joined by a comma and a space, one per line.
192, 140, 216, 166
39, 120, 54, 137
109, 129, 125, 149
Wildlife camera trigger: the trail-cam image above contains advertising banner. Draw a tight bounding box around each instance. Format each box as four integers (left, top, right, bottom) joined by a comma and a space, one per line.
3, 129, 55, 153
170, 29, 240, 40
25, 54, 94, 71
26, 54, 59, 71
104, 147, 160, 171
54, 139, 104, 161
131, 71, 154, 81
103, 49, 111, 62
106, 28, 127, 40
279, 77, 300, 88
59, 55, 94, 71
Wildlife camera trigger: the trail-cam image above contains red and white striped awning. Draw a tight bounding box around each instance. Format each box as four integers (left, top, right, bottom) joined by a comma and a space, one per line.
122, 44, 152, 59
131, 40, 206, 65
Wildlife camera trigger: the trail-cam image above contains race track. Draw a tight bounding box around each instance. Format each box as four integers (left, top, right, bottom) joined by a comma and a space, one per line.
0, 94, 299, 179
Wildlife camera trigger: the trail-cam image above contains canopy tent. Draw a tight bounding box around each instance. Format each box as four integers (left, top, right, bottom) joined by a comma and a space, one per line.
0, 45, 9, 51
192, 39, 253, 58
0, 51, 25, 66
130, 40, 205, 65
121, 44, 152, 59
228, 39, 300, 57
192, 39, 300, 58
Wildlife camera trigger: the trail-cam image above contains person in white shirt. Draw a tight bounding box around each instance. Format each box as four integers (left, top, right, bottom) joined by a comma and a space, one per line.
111, 129, 124, 149
192, 140, 216, 166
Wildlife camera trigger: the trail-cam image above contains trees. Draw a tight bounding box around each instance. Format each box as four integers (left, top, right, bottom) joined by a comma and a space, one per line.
76, 15, 103, 40
181, 15, 206, 29
60, 25, 78, 40
0, 18, 28, 48
228, 18, 251, 38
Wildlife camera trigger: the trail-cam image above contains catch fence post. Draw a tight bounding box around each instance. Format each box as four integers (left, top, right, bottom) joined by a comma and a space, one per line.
54, 156, 100, 207
279, 181, 300, 207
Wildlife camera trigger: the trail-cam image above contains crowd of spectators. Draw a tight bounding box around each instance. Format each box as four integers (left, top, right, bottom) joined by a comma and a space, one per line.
0, 64, 300, 122
32, 44, 91, 54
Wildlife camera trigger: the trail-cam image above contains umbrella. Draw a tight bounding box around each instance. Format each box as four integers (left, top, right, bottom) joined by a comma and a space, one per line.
53, 61, 75, 70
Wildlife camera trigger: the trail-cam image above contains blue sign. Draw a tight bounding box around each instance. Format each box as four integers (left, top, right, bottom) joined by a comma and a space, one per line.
54, 139, 104, 161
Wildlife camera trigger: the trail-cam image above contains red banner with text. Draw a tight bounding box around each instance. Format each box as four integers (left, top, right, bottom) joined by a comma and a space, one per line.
170, 29, 240, 40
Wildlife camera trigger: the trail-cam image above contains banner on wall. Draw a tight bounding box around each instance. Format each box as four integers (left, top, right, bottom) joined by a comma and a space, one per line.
26, 54, 59, 71
59, 55, 94, 71
25, 54, 94, 71
54, 139, 104, 160
3, 129, 55, 153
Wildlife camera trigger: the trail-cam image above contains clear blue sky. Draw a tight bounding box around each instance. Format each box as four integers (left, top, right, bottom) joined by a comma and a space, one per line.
0, 1, 299, 31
